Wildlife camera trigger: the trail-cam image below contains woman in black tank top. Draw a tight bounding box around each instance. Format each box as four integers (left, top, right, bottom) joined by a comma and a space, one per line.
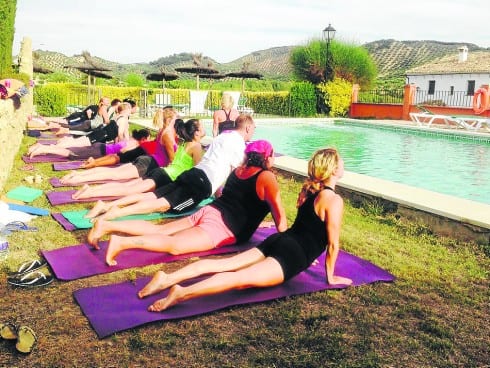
136, 147, 353, 312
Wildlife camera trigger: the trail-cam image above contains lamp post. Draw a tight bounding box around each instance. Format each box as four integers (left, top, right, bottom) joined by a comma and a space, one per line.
322, 23, 336, 81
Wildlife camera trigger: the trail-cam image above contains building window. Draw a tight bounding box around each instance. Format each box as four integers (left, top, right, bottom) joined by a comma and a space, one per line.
467, 80, 475, 95
450, 86, 454, 95
428, 80, 435, 95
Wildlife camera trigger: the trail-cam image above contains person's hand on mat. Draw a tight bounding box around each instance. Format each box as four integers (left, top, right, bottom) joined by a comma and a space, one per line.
327, 275, 352, 285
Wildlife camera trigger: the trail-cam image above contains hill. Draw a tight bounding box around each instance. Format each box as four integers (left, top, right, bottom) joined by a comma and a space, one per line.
31, 40, 488, 81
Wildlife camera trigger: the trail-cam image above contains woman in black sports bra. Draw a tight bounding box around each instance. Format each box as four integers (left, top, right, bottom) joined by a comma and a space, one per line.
212, 93, 240, 137
138, 147, 353, 312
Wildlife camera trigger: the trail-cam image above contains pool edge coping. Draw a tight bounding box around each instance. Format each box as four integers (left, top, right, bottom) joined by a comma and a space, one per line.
273, 155, 490, 232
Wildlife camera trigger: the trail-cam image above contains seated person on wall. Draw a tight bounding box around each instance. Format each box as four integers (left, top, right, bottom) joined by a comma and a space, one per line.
0, 79, 28, 110
86, 139, 287, 267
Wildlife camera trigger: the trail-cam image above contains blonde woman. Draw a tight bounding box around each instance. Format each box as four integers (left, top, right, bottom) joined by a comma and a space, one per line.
138, 147, 353, 312
212, 93, 240, 137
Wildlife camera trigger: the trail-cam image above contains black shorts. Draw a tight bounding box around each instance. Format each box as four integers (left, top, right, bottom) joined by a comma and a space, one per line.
256, 232, 310, 281
147, 168, 173, 189
154, 168, 211, 213
132, 155, 159, 177
68, 143, 106, 160
117, 146, 146, 163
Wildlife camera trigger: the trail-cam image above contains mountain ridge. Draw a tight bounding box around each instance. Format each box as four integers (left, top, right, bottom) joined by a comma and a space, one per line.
32, 40, 489, 81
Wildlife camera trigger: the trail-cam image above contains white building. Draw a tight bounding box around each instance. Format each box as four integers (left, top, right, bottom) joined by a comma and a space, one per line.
405, 46, 490, 107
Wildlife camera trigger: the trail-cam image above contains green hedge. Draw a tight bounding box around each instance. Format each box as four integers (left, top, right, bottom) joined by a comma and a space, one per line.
289, 81, 317, 117
33, 82, 336, 117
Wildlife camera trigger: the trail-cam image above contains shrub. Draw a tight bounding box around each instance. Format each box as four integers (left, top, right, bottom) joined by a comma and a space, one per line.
318, 78, 352, 117
34, 85, 66, 116
289, 81, 316, 117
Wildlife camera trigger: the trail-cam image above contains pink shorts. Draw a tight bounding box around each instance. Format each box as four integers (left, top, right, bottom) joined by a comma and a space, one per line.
188, 206, 236, 248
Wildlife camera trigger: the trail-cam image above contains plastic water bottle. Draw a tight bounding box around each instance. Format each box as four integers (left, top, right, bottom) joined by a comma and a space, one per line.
0, 235, 8, 261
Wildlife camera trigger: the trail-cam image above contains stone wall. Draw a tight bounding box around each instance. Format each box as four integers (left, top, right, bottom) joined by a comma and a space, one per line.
0, 37, 33, 192
0, 100, 28, 191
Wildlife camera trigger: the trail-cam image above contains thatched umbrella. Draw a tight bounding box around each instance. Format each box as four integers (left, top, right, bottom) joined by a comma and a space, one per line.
175, 53, 218, 89
226, 62, 263, 92
146, 70, 179, 90
64, 51, 112, 101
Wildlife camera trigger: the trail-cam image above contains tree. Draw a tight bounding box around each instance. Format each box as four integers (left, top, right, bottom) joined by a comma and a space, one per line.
124, 73, 145, 87
0, 0, 17, 76
289, 39, 377, 89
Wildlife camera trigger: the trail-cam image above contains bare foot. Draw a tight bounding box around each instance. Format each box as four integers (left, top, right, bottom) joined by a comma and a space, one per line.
81, 157, 95, 169
105, 235, 125, 266
87, 218, 110, 249
60, 170, 77, 183
27, 143, 41, 155
72, 184, 90, 199
98, 205, 120, 221
85, 200, 108, 219
148, 285, 184, 312
138, 270, 173, 299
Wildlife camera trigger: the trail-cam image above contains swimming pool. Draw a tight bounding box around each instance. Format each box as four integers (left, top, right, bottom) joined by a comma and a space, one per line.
207, 120, 490, 205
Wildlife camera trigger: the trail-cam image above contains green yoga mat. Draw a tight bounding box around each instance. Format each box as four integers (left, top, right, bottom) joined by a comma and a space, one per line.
61, 197, 214, 229
6, 186, 44, 203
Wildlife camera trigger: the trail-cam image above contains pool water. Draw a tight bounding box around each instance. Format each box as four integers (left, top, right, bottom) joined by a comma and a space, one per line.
207, 121, 490, 204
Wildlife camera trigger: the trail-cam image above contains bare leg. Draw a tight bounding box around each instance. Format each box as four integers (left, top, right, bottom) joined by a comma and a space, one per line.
105, 225, 213, 265
29, 145, 71, 158
146, 255, 285, 312
60, 163, 140, 185
72, 178, 154, 199
88, 216, 195, 247
98, 194, 167, 220
138, 248, 266, 298
85, 192, 158, 219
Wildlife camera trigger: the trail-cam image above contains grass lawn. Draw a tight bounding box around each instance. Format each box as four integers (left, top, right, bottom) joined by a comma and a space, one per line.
0, 131, 488, 367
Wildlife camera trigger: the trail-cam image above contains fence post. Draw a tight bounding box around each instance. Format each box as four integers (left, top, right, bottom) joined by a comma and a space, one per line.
402, 84, 417, 120
351, 84, 360, 103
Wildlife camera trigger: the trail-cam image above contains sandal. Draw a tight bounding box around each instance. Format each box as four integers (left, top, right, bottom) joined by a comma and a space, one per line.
15, 326, 37, 353
0, 221, 38, 235
7, 271, 54, 288
0, 322, 18, 340
9, 259, 47, 277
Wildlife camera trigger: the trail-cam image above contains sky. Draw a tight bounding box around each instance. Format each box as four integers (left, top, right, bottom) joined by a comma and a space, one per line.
13, 0, 490, 65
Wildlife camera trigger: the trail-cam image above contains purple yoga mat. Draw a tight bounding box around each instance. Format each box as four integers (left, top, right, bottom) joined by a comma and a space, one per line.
51, 213, 76, 231
42, 227, 275, 280
46, 189, 122, 206
49, 177, 133, 188
22, 154, 68, 163
52, 161, 85, 171
74, 250, 395, 338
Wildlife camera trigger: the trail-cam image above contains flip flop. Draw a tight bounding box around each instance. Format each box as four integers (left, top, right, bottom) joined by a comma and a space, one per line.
15, 326, 37, 353
0, 221, 38, 235
0, 322, 18, 340
8, 259, 47, 277
7, 271, 54, 288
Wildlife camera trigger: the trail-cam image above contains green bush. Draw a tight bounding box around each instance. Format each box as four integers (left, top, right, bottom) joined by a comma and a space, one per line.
34, 85, 67, 116
289, 81, 316, 117
246, 91, 290, 115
